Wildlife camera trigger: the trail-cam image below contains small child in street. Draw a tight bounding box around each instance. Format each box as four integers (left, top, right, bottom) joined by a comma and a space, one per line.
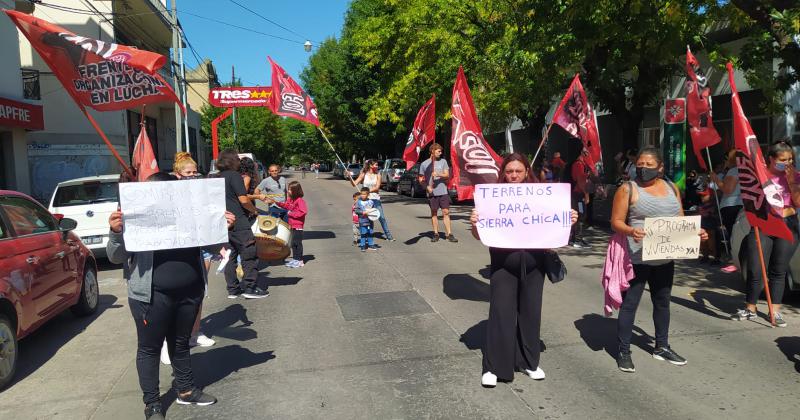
352, 192, 360, 246
355, 187, 378, 251
267, 180, 308, 268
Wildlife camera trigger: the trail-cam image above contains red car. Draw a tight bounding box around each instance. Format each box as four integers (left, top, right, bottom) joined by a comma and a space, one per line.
0, 190, 99, 390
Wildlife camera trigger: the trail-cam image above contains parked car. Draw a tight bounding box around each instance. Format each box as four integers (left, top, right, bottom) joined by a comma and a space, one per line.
48, 175, 119, 259
254, 160, 267, 181
380, 159, 407, 191
333, 162, 345, 177
731, 210, 800, 295
319, 163, 331, 172
0, 190, 99, 389
397, 162, 460, 203
344, 164, 362, 180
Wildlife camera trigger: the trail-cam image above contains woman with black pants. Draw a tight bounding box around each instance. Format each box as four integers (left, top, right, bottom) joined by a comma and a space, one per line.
108, 172, 234, 420
469, 153, 578, 387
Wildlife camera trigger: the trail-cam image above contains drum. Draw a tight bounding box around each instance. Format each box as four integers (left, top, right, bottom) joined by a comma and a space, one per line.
365, 207, 381, 222
254, 215, 292, 261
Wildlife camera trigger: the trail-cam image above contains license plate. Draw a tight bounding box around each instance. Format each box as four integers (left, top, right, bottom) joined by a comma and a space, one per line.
81, 235, 103, 245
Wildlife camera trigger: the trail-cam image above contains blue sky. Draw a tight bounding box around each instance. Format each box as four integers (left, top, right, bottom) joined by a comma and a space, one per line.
179, 0, 349, 87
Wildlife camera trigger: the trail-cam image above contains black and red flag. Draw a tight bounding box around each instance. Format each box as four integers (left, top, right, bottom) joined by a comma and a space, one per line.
4, 10, 183, 112
268, 56, 319, 126
552, 74, 603, 175
450, 67, 502, 201
686, 46, 721, 169
728, 62, 792, 242
403, 95, 436, 170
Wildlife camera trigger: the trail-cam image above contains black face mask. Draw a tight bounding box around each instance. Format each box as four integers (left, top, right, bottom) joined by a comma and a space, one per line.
636, 167, 660, 182
180, 175, 202, 180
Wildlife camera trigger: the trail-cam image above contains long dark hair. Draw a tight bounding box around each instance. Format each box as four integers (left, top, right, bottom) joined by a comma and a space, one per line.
287, 180, 304, 198
499, 153, 538, 183
767, 139, 794, 163
239, 157, 257, 178
216, 149, 241, 172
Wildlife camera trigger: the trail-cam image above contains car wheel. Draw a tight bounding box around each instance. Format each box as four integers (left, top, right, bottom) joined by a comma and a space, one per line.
0, 314, 17, 390
411, 184, 417, 198
71, 266, 99, 316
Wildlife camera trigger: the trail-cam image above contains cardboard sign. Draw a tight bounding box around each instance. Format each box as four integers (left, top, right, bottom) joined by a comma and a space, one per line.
641, 216, 701, 261
119, 179, 228, 252
473, 183, 572, 249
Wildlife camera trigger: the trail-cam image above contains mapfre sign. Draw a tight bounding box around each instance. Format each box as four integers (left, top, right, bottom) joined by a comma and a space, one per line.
208, 86, 273, 107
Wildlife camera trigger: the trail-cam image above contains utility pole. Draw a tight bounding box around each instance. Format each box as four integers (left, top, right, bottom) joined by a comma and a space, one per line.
178, 27, 190, 154
232, 65, 238, 148
171, 0, 183, 152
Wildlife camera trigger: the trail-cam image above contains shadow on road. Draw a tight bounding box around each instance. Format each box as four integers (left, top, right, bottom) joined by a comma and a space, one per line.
573, 313, 653, 359
404, 232, 436, 245
13, 294, 121, 387
460, 320, 547, 353
201, 304, 255, 342
774, 337, 800, 373
443, 274, 489, 302
303, 231, 336, 240
97, 258, 122, 272
671, 289, 740, 320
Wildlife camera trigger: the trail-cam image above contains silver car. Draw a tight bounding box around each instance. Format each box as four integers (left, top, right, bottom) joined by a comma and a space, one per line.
731, 210, 800, 293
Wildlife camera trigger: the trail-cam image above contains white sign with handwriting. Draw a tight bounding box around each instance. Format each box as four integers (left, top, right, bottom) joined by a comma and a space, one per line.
119, 179, 228, 252
642, 216, 701, 261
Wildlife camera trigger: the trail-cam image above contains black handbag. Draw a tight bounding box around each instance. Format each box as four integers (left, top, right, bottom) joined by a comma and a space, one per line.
543, 250, 567, 284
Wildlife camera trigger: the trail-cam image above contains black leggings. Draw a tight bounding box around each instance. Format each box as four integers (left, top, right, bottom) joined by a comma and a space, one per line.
129, 287, 202, 405
745, 215, 800, 305
483, 250, 545, 381
291, 229, 304, 261
617, 262, 674, 355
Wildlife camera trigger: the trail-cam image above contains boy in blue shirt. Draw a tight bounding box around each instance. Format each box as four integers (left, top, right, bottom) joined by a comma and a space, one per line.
355, 187, 379, 251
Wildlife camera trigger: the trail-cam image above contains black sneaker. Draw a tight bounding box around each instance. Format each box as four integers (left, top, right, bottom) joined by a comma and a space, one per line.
360, 247, 366, 252
368, 245, 379, 251
447, 234, 458, 243
431, 234, 440, 242
579, 239, 591, 248
242, 288, 269, 299
652, 346, 687, 365
731, 309, 756, 321
144, 402, 165, 420
617, 353, 635, 373
226, 289, 242, 299
176, 388, 217, 406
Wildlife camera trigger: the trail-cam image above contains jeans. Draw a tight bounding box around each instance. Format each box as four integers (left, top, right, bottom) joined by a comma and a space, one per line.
269, 205, 289, 222
359, 223, 374, 248
372, 199, 393, 239
745, 215, 800, 305
569, 192, 586, 243
225, 229, 259, 294
291, 229, 304, 261
129, 288, 202, 405
617, 262, 674, 355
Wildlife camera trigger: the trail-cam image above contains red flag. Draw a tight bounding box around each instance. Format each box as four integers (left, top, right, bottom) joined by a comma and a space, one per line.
403, 95, 436, 170
686, 46, 721, 169
450, 67, 501, 201
4, 10, 183, 112
728, 62, 792, 242
268, 57, 319, 126
132, 124, 159, 182
552, 74, 603, 175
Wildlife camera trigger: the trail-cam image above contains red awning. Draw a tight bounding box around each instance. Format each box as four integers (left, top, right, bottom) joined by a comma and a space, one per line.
0, 96, 43, 131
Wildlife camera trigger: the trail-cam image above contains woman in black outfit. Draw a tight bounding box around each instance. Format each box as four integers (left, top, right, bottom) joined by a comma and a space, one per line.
107, 172, 235, 420
469, 153, 578, 387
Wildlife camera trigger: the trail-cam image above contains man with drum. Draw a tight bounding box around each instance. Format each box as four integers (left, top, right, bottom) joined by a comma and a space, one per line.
256, 164, 289, 221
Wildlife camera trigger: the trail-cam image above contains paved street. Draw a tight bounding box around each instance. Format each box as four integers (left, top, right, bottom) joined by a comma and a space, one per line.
2, 171, 800, 420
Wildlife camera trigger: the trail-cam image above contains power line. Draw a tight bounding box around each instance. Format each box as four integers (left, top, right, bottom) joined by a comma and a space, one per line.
180, 11, 305, 45
226, 0, 311, 42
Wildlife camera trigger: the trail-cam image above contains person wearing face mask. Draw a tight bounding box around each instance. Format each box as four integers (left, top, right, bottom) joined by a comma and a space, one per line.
610, 147, 708, 373
350, 159, 394, 241
730, 140, 800, 327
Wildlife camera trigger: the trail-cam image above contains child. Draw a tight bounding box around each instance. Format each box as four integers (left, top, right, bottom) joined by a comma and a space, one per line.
698, 189, 720, 264
355, 187, 378, 251
267, 181, 308, 267
352, 192, 361, 246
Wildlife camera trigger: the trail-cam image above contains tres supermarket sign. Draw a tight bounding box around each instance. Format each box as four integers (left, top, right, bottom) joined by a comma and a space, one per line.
208, 87, 273, 107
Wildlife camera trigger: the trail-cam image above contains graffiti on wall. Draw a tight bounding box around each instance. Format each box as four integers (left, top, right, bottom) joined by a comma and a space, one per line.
28, 143, 116, 202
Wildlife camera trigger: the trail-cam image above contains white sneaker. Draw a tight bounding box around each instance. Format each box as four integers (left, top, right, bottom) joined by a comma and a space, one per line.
216, 249, 230, 274
160, 341, 171, 365
481, 371, 497, 387
524, 367, 545, 380
190, 333, 215, 348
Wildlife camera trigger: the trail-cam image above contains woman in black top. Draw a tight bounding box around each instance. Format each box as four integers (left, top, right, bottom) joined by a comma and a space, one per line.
469, 153, 578, 387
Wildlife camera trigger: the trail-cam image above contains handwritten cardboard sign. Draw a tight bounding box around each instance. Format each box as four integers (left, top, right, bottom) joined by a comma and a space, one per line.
119, 179, 228, 252
642, 216, 701, 261
473, 183, 572, 249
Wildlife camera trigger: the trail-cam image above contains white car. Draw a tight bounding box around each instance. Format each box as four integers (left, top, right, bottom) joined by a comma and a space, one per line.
48, 175, 119, 259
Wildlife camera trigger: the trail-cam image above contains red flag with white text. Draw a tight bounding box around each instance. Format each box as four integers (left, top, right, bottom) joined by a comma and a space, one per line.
403, 95, 436, 170
450, 67, 501, 200
728, 62, 792, 241
132, 124, 159, 182
551, 74, 603, 175
686, 46, 721, 169
4, 10, 183, 112
268, 56, 319, 126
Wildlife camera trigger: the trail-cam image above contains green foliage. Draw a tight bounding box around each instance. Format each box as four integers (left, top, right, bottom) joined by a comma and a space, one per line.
199, 98, 285, 164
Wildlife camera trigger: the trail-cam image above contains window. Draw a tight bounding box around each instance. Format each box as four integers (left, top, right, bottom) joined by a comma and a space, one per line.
640, 127, 660, 148
1, 196, 58, 236
0, 215, 7, 239
53, 181, 119, 207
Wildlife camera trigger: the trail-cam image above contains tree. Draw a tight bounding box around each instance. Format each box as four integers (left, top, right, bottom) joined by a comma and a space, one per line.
200, 101, 285, 163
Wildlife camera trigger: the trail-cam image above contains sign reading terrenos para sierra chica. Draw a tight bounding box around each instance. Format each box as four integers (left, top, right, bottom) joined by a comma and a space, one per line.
209, 87, 273, 107
473, 183, 572, 249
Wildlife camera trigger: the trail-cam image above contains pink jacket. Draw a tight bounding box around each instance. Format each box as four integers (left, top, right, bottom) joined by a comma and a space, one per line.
602, 232, 635, 317
275, 197, 307, 230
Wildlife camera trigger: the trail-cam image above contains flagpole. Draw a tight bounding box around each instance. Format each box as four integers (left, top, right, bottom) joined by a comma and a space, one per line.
754, 227, 776, 326
531, 121, 556, 166
705, 147, 731, 258
317, 126, 357, 188
79, 106, 134, 179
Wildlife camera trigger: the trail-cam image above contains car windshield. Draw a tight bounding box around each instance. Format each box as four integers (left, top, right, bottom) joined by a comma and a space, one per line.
53, 181, 118, 207
348, 165, 361, 170
389, 161, 405, 169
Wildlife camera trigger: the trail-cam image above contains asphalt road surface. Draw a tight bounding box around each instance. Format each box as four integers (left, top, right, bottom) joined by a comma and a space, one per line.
2, 171, 799, 419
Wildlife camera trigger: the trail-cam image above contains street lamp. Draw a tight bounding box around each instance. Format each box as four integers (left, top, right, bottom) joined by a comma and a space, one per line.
304, 40, 313, 52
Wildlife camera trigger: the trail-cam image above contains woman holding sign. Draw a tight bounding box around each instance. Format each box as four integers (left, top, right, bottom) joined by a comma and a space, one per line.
469, 153, 578, 387
610, 147, 708, 373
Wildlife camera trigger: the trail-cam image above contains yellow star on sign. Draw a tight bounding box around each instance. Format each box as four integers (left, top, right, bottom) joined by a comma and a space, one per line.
260, 90, 271, 99
250, 90, 260, 99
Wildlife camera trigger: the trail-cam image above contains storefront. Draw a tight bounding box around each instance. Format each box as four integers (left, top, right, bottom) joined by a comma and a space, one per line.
0, 96, 43, 194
